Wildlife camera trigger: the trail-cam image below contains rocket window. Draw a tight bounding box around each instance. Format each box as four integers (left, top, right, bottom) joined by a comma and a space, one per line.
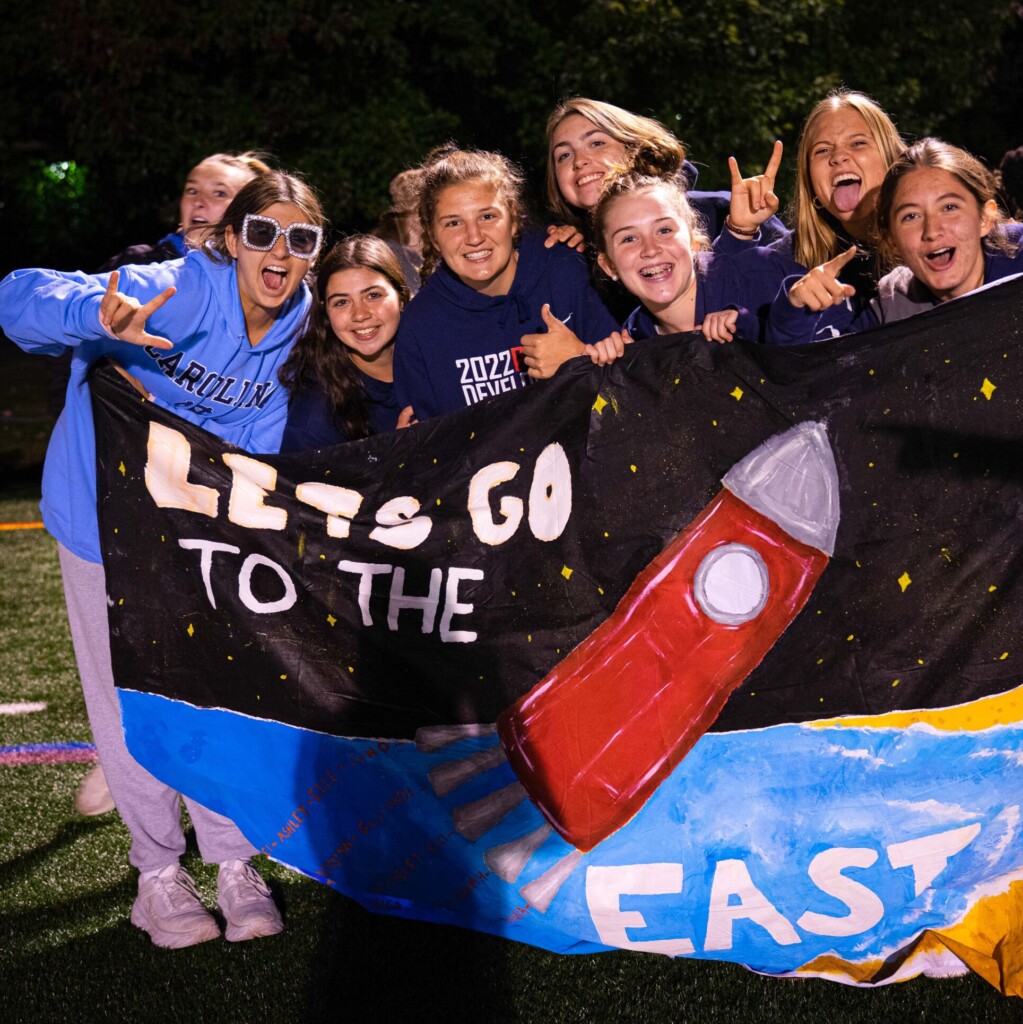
693, 544, 769, 626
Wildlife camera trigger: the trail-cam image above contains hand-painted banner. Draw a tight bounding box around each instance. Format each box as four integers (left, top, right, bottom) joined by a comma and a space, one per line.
92, 276, 1023, 995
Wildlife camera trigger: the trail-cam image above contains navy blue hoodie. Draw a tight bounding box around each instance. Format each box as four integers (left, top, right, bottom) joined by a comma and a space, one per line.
623, 246, 804, 343
766, 223, 1023, 345
394, 230, 616, 419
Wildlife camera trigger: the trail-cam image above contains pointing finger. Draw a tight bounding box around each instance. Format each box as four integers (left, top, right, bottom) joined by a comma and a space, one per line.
763, 140, 783, 184
102, 271, 121, 301
728, 156, 743, 190
139, 286, 177, 317
824, 245, 859, 275
140, 329, 174, 351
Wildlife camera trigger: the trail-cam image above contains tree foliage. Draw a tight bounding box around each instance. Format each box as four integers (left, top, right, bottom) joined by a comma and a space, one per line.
0, 0, 1018, 272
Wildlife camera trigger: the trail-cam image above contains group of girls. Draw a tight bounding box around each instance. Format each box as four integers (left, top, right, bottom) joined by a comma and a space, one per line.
287, 91, 1020, 444
1, 90, 1019, 952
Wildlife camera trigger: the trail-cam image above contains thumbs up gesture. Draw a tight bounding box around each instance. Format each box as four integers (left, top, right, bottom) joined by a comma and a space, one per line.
520, 304, 586, 379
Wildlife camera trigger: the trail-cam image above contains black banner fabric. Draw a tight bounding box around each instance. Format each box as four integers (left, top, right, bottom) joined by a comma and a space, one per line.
93, 277, 1023, 741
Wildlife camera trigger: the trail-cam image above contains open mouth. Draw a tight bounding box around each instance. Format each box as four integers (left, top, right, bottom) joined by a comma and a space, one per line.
577, 173, 603, 189
831, 175, 862, 213
352, 326, 381, 339
261, 266, 288, 291
464, 249, 493, 264
639, 262, 673, 282
923, 247, 955, 271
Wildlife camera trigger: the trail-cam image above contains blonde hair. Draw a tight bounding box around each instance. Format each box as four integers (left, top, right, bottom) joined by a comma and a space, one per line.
876, 138, 1016, 268
417, 146, 528, 277
591, 170, 710, 278
792, 91, 905, 267
546, 98, 686, 229
199, 151, 273, 178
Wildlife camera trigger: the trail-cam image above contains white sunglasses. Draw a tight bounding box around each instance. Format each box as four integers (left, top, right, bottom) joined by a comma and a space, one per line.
240, 213, 323, 259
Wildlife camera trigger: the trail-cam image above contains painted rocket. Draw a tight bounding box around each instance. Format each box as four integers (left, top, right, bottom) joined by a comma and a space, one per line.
497, 421, 841, 852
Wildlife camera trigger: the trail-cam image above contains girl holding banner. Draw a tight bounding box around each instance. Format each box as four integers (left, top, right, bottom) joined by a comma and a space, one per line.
279, 234, 413, 451
768, 139, 1023, 341
392, 146, 617, 418
0, 169, 324, 949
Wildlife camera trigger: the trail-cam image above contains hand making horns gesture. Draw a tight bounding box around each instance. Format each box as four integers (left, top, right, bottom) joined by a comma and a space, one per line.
98, 270, 175, 350
787, 246, 859, 311
726, 140, 784, 234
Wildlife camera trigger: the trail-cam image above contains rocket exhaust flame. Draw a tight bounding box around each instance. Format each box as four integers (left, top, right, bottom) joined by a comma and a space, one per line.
428, 744, 508, 797
452, 781, 528, 842
519, 850, 583, 913
483, 823, 553, 883
415, 723, 497, 754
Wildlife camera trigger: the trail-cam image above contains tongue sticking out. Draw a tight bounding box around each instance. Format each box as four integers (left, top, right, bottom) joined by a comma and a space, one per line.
832, 182, 861, 213
262, 268, 286, 292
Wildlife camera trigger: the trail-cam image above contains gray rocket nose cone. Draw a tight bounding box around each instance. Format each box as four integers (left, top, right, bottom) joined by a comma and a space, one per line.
722, 421, 840, 556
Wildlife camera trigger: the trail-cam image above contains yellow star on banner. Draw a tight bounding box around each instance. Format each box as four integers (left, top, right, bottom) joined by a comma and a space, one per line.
898, 572, 912, 592
980, 378, 996, 400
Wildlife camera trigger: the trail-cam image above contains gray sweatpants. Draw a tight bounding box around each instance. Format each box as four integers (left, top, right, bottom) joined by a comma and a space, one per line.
58, 543, 255, 873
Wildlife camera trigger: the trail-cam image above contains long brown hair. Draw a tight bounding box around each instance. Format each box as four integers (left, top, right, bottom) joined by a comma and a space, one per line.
279, 235, 409, 440
791, 91, 905, 268
546, 98, 687, 230
876, 138, 1016, 268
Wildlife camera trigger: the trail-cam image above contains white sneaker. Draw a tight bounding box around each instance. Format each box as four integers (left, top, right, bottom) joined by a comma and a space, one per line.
131, 864, 220, 949
74, 763, 115, 816
217, 859, 284, 942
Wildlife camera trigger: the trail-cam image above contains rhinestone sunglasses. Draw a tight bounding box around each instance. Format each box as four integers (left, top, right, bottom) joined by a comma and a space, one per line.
240, 213, 323, 259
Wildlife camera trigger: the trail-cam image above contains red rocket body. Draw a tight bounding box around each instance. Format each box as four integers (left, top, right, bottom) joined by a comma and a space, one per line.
497, 422, 840, 852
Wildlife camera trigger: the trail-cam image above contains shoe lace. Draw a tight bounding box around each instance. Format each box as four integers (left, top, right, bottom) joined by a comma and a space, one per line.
154, 868, 204, 911
221, 861, 271, 903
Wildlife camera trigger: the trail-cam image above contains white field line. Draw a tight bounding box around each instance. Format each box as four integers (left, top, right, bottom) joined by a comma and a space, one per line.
0, 701, 48, 715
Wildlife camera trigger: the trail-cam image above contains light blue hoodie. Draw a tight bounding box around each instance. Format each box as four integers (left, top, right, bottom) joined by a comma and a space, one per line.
0, 250, 312, 561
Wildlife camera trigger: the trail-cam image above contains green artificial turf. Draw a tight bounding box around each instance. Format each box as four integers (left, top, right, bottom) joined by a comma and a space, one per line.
0, 343, 1018, 1022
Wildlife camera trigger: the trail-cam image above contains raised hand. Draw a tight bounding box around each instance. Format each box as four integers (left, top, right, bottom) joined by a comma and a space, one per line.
787, 246, 858, 311
585, 329, 633, 366
696, 309, 739, 344
727, 140, 783, 233
98, 271, 175, 350
520, 304, 586, 379
543, 223, 587, 253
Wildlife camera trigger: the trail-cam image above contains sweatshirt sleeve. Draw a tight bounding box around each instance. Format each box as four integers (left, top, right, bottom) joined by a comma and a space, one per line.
0, 262, 191, 356
765, 275, 875, 346
558, 251, 617, 343
279, 384, 350, 454
393, 321, 439, 421
0, 268, 111, 355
